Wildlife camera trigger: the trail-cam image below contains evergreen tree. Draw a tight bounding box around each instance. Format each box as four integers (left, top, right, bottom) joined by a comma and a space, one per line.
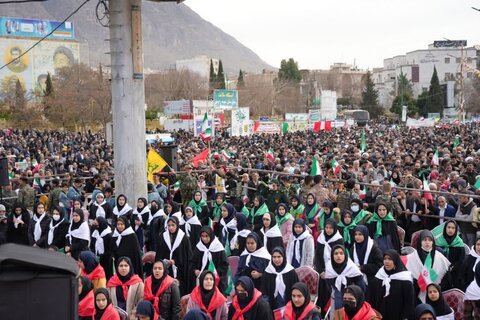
424, 66, 444, 117
14, 79, 26, 110
278, 58, 301, 84
361, 71, 384, 118
237, 69, 245, 89
217, 60, 225, 90
44, 72, 53, 96
416, 91, 429, 115
390, 94, 418, 117
208, 59, 216, 96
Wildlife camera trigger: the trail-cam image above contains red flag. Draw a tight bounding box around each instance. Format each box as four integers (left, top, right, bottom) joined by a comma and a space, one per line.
192, 148, 210, 167
314, 121, 332, 132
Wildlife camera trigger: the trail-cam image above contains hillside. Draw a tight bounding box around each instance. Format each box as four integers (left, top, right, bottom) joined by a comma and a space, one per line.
1, 0, 273, 74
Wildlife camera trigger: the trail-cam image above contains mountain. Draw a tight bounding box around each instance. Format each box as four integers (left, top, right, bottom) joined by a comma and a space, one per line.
1, 0, 274, 74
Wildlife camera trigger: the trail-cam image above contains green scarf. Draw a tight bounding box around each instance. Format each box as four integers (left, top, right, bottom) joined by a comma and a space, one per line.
318, 209, 334, 230
290, 204, 305, 219
306, 204, 320, 224
368, 212, 395, 238
435, 234, 464, 255
276, 212, 294, 229
352, 209, 371, 225
188, 199, 207, 216
212, 201, 225, 220
241, 206, 250, 218
338, 221, 357, 245
250, 203, 269, 223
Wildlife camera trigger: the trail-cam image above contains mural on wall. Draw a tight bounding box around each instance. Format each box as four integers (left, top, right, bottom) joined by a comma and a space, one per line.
0, 37, 79, 97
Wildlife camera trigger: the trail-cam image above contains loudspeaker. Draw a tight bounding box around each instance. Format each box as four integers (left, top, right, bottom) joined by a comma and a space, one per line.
0, 244, 78, 320
159, 145, 178, 172
0, 158, 9, 186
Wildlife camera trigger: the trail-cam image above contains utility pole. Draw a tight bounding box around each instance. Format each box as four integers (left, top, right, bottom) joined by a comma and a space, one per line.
109, 0, 147, 202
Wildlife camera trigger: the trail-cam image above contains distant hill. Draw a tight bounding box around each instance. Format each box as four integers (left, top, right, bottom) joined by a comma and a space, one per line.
1, 1, 274, 74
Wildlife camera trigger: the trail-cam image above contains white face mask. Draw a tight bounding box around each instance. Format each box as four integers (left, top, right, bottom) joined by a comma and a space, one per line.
52, 214, 61, 221
350, 205, 360, 212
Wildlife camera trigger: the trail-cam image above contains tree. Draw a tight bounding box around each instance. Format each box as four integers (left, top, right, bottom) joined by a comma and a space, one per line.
208, 59, 216, 96
10, 80, 43, 128
390, 71, 417, 116
43, 63, 111, 130
237, 69, 245, 89
361, 71, 384, 118
278, 58, 301, 84
44, 72, 53, 96
424, 66, 444, 117
397, 70, 413, 97
390, 94, 418, 117
145, 69, 208, 109
416, 91, 429, 115
216, 60, 226, 90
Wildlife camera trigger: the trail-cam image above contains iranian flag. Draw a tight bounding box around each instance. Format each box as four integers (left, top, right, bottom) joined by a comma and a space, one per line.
310, 158, 322, 176
199, 113, 212, 141
212, 150, 220, 159
431, 149, 439, 166
423, 178, 433, 202
222, 150, 232, 161
331, 159, 340, 174
173, 180, 182, 193
266, 148, 274, 162
313, 121, 332, 132
417, 253, 438, 292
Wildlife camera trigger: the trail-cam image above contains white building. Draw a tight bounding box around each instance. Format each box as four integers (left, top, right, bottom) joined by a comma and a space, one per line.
373, 41, 479, 113
175, 55, 219, 78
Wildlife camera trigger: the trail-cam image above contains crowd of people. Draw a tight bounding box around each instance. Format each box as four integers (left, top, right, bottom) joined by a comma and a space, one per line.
1, 122, 480, 319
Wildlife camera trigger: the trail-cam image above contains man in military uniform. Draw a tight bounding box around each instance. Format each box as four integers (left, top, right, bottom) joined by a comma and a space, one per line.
18, 176, 35, 212
180, 164, 198, 207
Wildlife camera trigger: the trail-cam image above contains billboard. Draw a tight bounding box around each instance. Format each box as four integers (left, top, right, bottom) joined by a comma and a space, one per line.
213, 90, 238, 109
0, 17, 74, 40
253, 122, 281, 134
163, 100, 192, 115
193, 105, 215, 137
0, 38, 80, 96
285, 113, 308, 121
231, 107, 250, 136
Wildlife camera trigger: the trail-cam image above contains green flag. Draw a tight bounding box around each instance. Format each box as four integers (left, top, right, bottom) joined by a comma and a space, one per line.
454, 136, 459, 148
282, 122, 289, 134
361, 128, 366, 153
475, 178, 480, 189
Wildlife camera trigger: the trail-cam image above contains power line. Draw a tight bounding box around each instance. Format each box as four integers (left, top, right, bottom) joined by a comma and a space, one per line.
0, 0, 47, 3
0, 0, 91, 72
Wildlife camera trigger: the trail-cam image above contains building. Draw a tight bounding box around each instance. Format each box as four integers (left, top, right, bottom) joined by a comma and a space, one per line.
373, 41, 480, 113
300, 63, 367, 107
175, 55, 219, 78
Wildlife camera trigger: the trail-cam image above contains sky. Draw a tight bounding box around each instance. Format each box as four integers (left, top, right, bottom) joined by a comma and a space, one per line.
185, 0, 480, 71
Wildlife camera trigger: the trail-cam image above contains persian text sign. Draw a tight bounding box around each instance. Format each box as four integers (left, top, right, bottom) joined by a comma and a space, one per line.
213, 90, 238, 109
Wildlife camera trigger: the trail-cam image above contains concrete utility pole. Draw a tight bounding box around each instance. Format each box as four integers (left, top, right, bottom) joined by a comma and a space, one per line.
109, 0, 147, 202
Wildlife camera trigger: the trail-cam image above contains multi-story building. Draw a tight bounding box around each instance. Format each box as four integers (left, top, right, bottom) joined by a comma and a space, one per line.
373, 41, 479, 113
300, 63, 367, 107
175, 55, 219, 78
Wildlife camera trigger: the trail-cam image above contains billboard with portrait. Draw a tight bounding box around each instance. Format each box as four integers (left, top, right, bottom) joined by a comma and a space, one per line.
0, 37, 79, 96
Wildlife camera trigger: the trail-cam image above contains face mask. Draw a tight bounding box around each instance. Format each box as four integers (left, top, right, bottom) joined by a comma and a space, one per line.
237, 292, 248, 303
343, 300, 356, 311
350, 205, 360, 212
52, 214, 61, 221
